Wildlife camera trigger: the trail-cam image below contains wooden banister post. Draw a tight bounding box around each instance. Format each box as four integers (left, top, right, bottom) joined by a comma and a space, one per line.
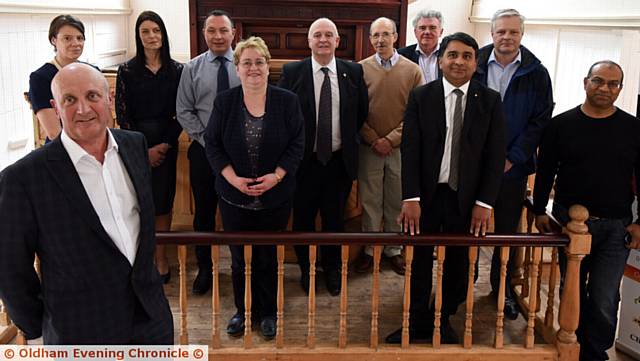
370, 245, 382, 349
307, 245, 317, 349
556, 205, 591, 361
211, 245, 221, 348
244, 245, 253, 348
178, 245, 189, 345
0, 300, 9, 326
276, 245, 285, 348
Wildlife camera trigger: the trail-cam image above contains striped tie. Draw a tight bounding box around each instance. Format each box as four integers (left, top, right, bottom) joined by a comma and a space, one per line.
317, 67, 332, 165
448, 88, 464, 191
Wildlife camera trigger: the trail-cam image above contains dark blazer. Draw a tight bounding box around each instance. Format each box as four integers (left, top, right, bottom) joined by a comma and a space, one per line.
0, 130, 172, 344
204, 85, 305, 208
401, 78, 506, 214
278, 57, 368, 180
397, 44, 442, 80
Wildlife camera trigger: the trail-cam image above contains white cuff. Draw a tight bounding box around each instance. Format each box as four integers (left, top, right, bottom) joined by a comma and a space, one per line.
475, 200, 493, 209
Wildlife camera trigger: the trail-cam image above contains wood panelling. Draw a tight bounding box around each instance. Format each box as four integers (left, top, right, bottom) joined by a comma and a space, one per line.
188, 0, 408, 61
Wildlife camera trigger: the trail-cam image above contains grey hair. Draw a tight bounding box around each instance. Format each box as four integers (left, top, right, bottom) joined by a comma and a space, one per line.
370, 17, 397, 34
491, 9, 525, 32
411, 9, 443, 28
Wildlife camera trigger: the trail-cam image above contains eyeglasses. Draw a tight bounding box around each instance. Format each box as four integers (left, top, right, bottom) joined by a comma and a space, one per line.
239, 59, 268, 68
370, 32, 395, 40
588, 77, 622, 89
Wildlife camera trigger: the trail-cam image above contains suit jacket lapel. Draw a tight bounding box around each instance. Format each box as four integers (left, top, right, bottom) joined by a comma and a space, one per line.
336, 59, 348, 130
433, 79, 447, 140
462, 81, 481, 142
45, 137, 119, 253
302, 59, 317, 146
112, 131, 150, 260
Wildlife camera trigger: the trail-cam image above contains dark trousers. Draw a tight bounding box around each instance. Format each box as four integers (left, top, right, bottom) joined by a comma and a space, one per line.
219, 200, 291, 319
553, 203, 630, 361
490, 177, 528, 298
410, 184, 474, 330
187, 141, 218, 270
292, 151, 352, 273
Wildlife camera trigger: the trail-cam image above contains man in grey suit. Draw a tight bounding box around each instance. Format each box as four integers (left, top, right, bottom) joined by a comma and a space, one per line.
0, 63, 173, 344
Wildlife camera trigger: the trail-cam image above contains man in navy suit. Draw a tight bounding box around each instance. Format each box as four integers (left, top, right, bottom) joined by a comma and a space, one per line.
398, 9, 444, 83
278, 17, 368, 296
0, 64, 173, 344
387, 32, 505, 344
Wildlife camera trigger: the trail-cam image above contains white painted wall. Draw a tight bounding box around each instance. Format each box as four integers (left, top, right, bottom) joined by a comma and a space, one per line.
126, 0, 190, 63
0, 2, 131, 170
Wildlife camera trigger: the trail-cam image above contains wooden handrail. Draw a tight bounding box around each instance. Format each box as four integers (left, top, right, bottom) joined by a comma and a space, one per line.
156, 231, 569, 247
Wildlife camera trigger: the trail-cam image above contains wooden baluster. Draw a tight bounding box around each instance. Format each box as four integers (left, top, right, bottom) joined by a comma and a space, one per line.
464, 246, 478, 348
370, 245, 382, 349
0, 299, 9, 326
16, 330, 26, 345
494, 246, 510, 349
244, 245, 253, 348
276, 245, 285, 348
557, 205, 590, 361
526, 247, 542, 348
433, 246, 445, 348
536, 248, 543, 313
211, 245, 221, 348
522, 246, 531, 298
307, 245, 317, 349
178, 245, 189, 344
512, 247, 525, 289
401, 245, 414, 348
545, 247, 559, 328
338, 245, 349, 348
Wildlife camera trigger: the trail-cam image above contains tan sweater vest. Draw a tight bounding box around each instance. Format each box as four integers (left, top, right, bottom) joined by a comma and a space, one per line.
359, 55, 424, 147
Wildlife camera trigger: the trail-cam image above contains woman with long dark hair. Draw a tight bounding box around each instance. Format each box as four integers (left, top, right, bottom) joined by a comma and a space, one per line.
116, 11, 183, 283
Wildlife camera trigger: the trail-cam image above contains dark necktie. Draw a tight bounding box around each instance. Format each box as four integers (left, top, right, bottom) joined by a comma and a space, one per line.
216, 56, 229, 94
317, 67, 332, 165
448, 88, 464, 191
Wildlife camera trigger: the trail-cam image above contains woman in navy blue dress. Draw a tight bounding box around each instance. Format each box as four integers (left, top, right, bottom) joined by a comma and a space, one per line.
115, 11, 183, 283
29, 15, 86, 143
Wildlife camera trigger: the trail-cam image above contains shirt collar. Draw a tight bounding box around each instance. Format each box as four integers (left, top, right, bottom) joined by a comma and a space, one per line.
206, 47, 234, 63
374, 49, 400, 67
61, 129, 118, 166
417, 44, 439, 57
311, 56, 337, 75
488, 49, 521, 67
442, 76, 470, 97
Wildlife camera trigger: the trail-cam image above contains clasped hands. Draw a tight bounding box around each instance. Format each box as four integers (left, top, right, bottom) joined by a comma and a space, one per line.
148, 143, 170, 167
396, 200, 491, 237
230, 173, 279, 197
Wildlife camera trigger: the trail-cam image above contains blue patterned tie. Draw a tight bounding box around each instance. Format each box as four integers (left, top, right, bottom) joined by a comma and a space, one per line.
216, 56, 229, 93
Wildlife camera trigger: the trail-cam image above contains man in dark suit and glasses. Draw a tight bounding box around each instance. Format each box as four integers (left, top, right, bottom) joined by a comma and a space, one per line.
0, 63, 173, 344
386, 32, 505, 344
278, 17, 368, 296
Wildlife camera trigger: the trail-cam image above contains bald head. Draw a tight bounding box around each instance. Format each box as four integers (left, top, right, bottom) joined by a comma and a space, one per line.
370, 17, 397, 34
50, 62, 112, 152
51, 63, 108, 105
308, 18, 338, 38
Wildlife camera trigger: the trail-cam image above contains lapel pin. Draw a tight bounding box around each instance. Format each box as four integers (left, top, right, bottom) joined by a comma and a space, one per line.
474, 93, 478, 97
342, 73, 347, 78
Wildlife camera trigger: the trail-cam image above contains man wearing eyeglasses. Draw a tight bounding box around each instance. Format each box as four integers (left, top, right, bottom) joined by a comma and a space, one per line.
352, 17, 423, 275
398, 9, 444, 83
533, 60, 640, 361
473, 8, 554, 322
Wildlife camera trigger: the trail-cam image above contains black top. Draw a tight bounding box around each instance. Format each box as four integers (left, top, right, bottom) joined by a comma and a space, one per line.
115, 58, 184, 146
29, 63, 58, 113
533, 106, 640, 220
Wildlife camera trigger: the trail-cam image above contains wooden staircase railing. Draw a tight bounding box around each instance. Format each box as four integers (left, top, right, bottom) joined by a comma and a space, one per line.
146, 204, 590, 361
3, 204, 591, 361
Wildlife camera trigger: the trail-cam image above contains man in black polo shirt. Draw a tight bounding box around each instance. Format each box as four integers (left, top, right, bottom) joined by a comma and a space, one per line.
533, 60, 640, 361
